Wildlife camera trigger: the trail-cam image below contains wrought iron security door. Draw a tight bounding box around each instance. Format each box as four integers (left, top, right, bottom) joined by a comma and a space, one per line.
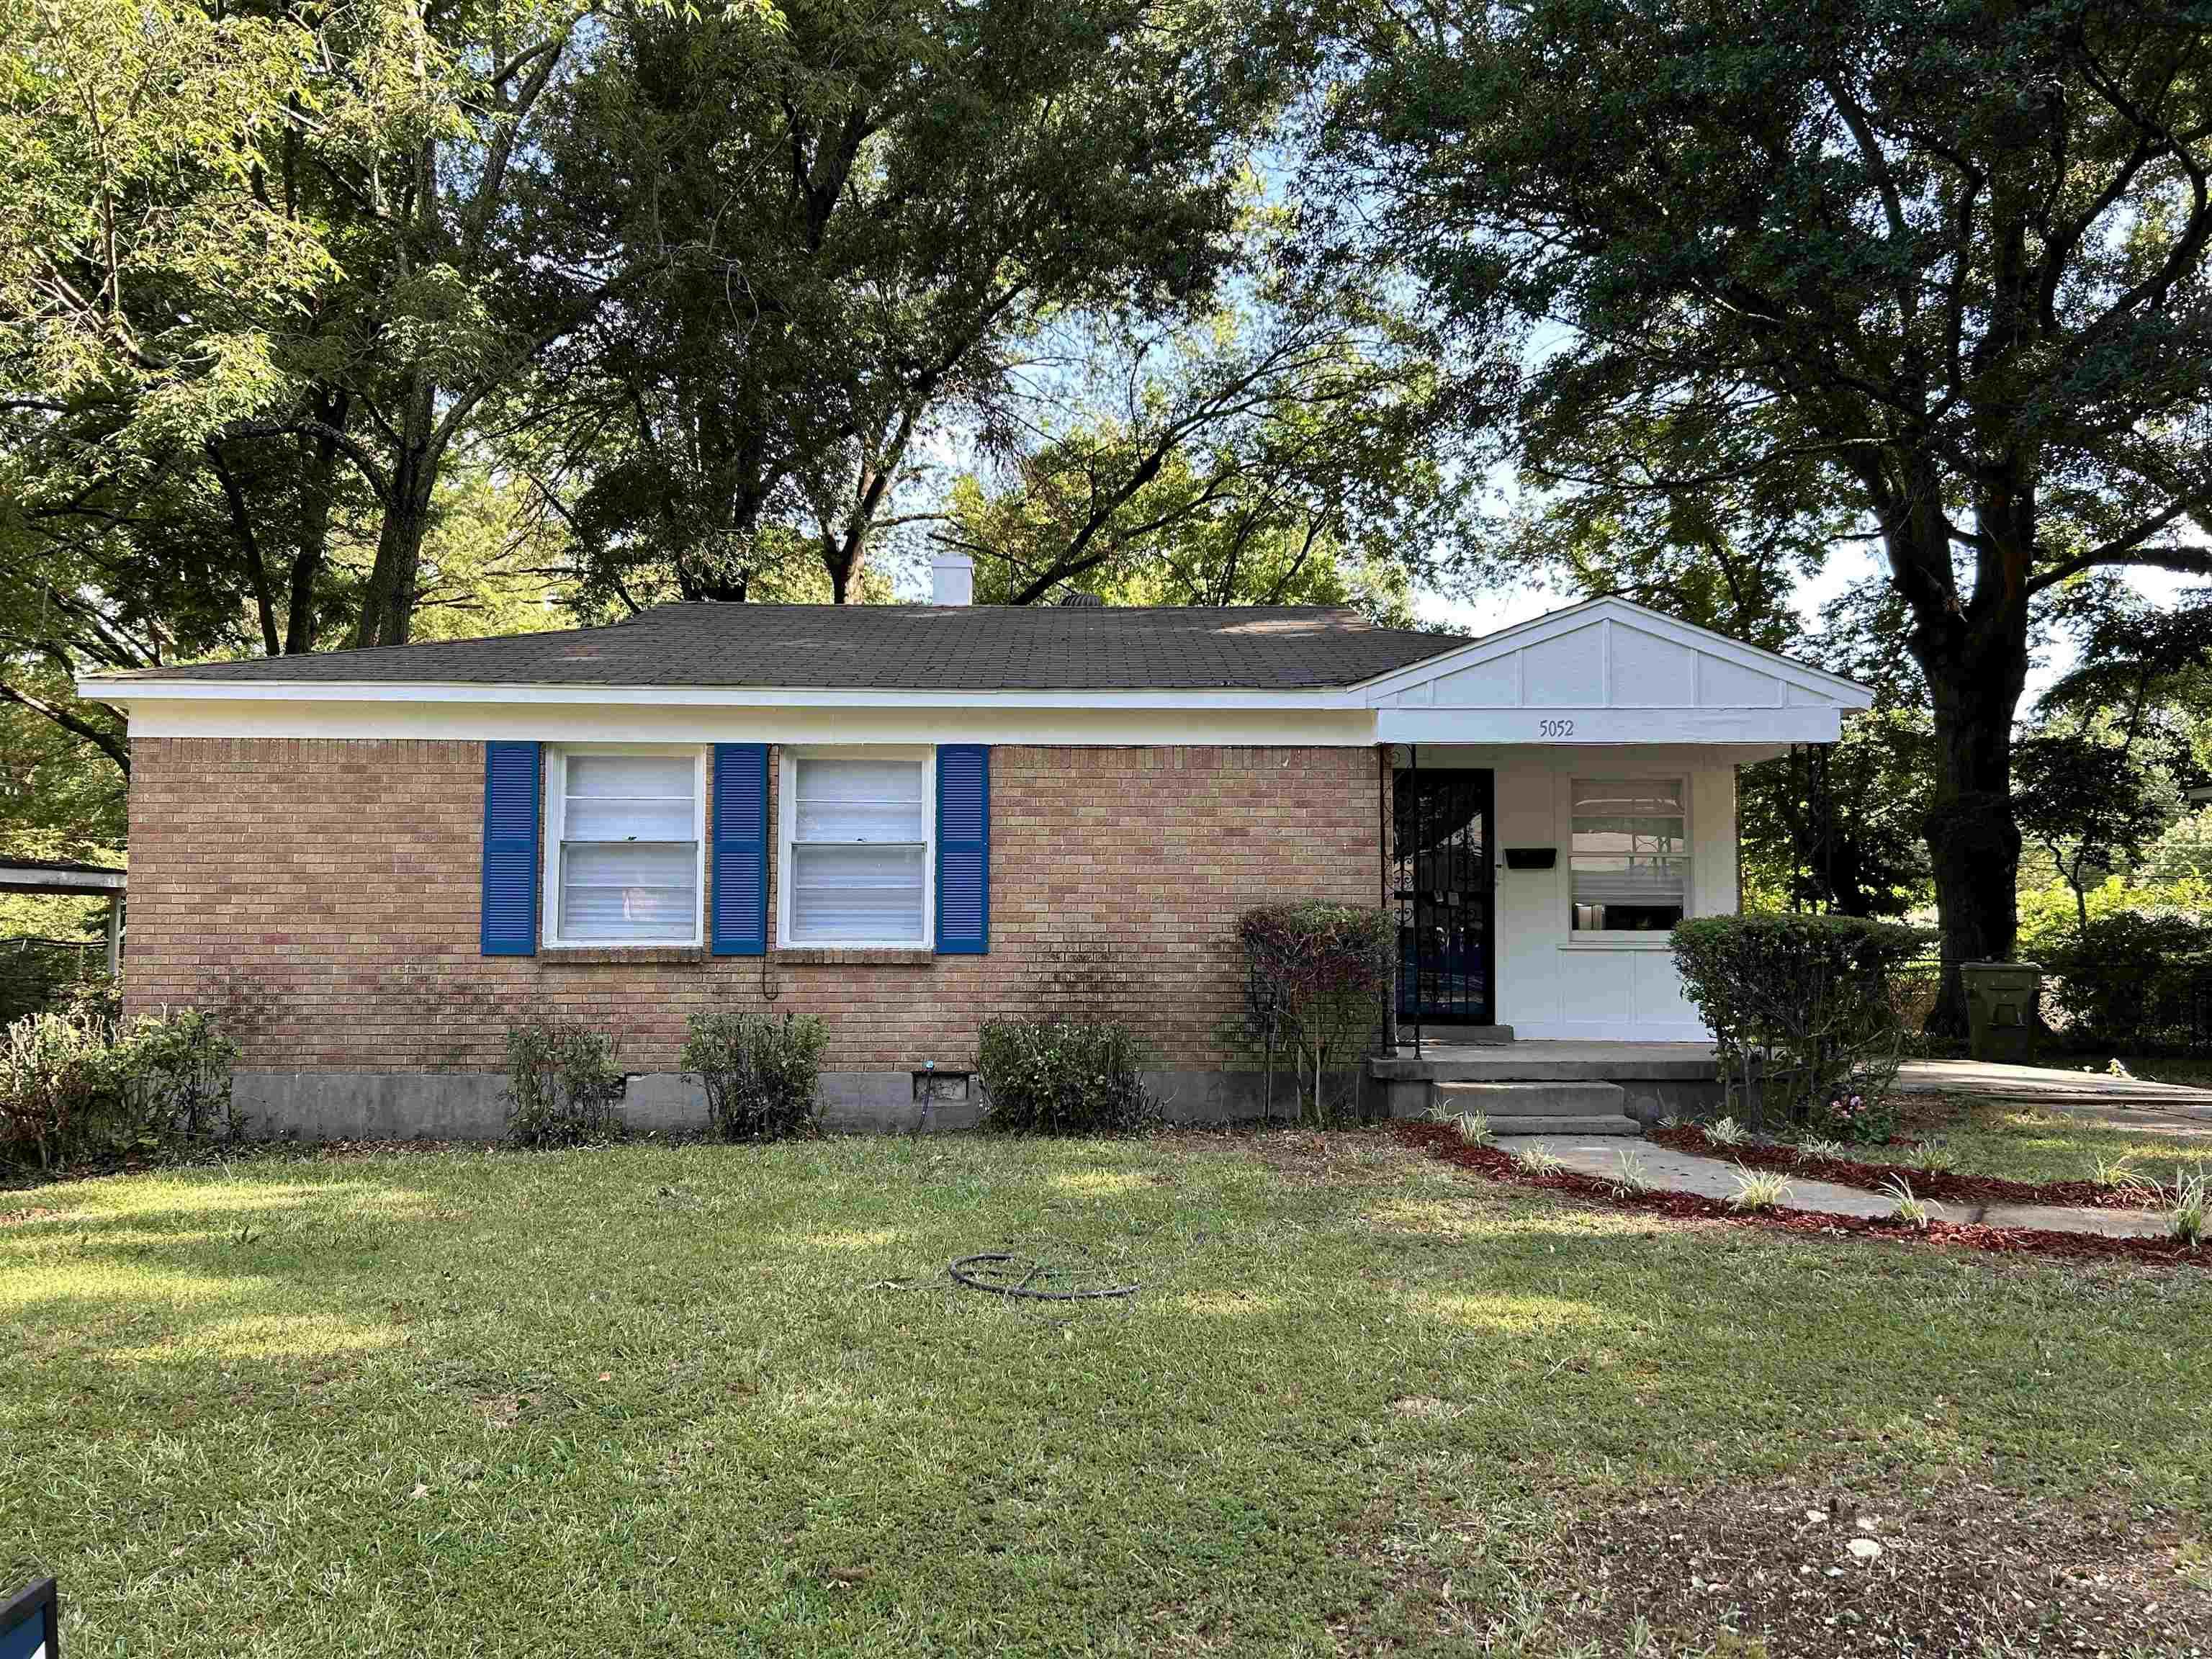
1393, 760, 1495, 1029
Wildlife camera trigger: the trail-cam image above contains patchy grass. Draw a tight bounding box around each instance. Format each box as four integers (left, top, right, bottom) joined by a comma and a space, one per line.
1883, 1094, 2212, 1188
4, 1130, 2211, 1657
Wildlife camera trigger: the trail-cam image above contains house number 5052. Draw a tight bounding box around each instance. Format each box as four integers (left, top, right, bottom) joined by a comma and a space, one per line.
1538, 718, 1576, 737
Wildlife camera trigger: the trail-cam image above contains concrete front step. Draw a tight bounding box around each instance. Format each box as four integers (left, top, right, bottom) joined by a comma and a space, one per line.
1431, 1079, 1640, 1136
1437, 1079, 1630, 1116
1484, 1115, 1645, 1136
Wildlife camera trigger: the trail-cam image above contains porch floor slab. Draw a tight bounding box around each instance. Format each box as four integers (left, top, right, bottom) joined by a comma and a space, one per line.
1493, 1135, 2174, 1240
1370, 1040, 1719, 1082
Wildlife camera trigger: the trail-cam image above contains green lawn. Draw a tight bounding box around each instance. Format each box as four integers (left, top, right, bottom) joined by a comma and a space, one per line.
1887, 1094, 2212, 1187
5, 1131, 2210, 1656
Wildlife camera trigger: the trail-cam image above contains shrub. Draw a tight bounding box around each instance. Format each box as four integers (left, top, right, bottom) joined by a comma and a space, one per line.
1453, 1109, 1493, 1146
503, 1016, 625, 1147
1671, 914, 1928, 1132
1235, 901, 1395, 1125
1, 1003, 240, 1172
1805, 1088, 1898, 1145
974, 1017, 1156, 1136
2039, 911, 2212, 1052
680, 1011, 827, 1142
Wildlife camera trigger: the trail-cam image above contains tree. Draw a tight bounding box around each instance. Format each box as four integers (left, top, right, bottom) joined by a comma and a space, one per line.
939, 276, 1464, 616
1327, 0, 2212, 1024
1739, 590, 1936, 917
2018, 584, 2210, 931
2014, 729, 2178, 938
526, 0, 1283, 610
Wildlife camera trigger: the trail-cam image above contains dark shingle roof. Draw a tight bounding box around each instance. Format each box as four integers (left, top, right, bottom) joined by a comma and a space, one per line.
101, 605, 1466, 692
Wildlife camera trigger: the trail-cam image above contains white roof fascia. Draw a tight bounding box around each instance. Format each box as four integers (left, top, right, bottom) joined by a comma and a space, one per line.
76, 678, 1375, 713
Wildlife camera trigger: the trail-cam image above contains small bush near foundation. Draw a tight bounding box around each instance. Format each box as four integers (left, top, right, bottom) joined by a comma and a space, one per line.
681, 1011, 827, 1142
974, 1017, 1157, 1136
503, 1017, 625, 1147
1, 1002, 240, 1172
1236, 901, 1395, 1125
1672, 914, 1928, 1131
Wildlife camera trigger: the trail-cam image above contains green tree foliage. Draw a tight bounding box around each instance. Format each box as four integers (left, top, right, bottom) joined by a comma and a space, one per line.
943, 274, 1459, 619
526, 0, 1290, 609
1326, 0, 2212, 1023
1, 0, 607, 809
1737, 588, 1934, 918
2014, 727, 2180, 938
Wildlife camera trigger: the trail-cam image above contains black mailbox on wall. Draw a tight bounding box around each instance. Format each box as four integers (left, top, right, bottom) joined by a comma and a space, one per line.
1503, 848, 1557, 871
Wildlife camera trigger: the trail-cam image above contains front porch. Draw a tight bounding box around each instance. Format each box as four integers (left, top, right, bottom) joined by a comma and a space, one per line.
1367, 1039, 1723, 1133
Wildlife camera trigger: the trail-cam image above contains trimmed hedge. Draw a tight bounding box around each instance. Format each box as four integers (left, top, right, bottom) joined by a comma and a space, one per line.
681, 1010, 827, 1141
2041, 911, 2212, 1052
1671, 914, 1928, 1136
974, 1017, 1156, 1136
502, 1015, 625, 1146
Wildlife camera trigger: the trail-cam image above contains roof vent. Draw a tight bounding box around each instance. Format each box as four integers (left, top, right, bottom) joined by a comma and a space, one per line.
1057, 590, 1105, 607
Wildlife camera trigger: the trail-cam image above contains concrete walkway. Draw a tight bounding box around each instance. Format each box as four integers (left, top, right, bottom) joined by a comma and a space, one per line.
1496, 1134, 2177, 1240
1894, 1058, 2212, 1131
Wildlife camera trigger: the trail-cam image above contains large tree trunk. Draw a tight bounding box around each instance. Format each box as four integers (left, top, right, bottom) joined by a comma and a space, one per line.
284, 392, 349, 652
352, 443, 434, 649
1904, 562, 2032, 1036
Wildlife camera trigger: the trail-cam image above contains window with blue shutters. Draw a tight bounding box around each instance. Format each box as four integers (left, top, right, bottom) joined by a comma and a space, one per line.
540, 747, 706, 948
777, 749, 934, 948
935, 745, 989, 954
480, 741, 541, 956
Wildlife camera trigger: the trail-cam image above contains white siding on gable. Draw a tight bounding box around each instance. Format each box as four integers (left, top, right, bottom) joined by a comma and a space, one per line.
1426, 655, 1521, 706
1519, 629, 1606, 705
1609, 624, 1699, 706
1363, 598, 1867, 748
1695, 653, 1786, 709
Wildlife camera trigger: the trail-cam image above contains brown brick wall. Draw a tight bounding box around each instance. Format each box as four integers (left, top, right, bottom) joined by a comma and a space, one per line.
125, 739, 1385, 1073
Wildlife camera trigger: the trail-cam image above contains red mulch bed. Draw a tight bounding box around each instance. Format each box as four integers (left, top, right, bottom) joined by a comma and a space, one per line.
1390, 1123, 2206, 1270
1645, 1123, 2149, 1209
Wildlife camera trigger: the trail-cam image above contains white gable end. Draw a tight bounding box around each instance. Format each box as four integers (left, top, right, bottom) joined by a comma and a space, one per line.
1362, 598, 1871, 747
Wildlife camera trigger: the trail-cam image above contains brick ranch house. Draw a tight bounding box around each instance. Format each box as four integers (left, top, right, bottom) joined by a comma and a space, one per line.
78, 567, 1871, 1137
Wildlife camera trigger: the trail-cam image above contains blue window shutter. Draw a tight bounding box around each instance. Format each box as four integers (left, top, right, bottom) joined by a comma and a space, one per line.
711, 743, 770, 955
935, 745, 989, 955
480, 741, 540, 956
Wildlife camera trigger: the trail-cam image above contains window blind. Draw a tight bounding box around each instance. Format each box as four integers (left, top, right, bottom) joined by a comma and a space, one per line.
789, 757, 927, 943
557, 752, 699, 943
1570, 778, 1688, 928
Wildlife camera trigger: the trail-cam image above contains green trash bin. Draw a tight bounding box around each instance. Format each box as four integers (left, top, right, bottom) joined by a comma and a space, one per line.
1959, 961, 2043, 1062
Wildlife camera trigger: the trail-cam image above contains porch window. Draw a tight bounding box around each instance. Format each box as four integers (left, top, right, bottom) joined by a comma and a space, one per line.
1569, 778, 1688, 932
544, 747, 705, 945
780, 752, 932, 946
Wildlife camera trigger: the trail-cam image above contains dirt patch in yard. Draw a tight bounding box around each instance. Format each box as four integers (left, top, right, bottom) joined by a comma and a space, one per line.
1205, 1125, 1429, 1189
1544, 1480, 2212, 1657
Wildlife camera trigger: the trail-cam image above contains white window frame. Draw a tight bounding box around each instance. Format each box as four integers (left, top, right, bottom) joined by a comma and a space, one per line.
539, 744, 708, 949
1563, 774, 1693, 940
777, 746, 935, 950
